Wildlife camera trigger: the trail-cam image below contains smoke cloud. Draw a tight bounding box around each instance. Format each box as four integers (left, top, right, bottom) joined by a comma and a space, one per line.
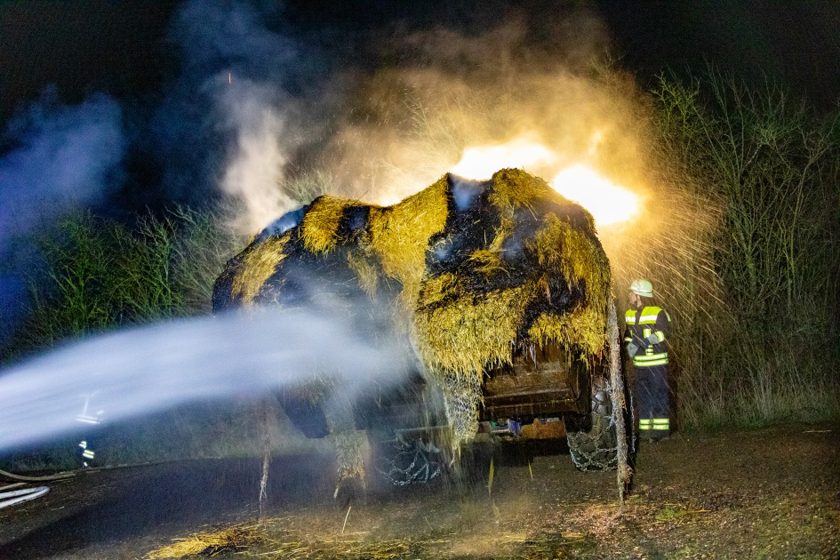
216, 78, 297, 234
150, 0, 306, 234
151, 1, 657, 235
0, 90, 125, 255
1, 1, 654, 242
313, 15, 653, 207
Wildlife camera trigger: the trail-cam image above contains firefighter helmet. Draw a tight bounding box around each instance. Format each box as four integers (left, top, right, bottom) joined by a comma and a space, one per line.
630, 278, 653, 297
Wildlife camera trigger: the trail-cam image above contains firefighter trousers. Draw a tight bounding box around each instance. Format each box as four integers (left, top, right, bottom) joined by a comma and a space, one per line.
634, 364, 671, 439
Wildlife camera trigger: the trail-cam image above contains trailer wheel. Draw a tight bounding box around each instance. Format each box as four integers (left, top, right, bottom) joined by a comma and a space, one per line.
564, 379, 619, 471
374, 434, 445, 487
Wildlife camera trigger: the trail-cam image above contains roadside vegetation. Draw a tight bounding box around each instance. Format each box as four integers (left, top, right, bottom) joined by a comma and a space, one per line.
1, 70, 838, 471
6, 207, 240, 354
648, 70, 840, 429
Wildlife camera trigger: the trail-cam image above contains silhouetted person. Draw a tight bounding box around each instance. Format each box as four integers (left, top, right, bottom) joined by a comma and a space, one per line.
624, 279, 672, 440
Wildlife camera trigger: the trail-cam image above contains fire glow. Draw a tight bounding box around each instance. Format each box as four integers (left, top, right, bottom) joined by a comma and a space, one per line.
550, 165, 640, 227
450, 139, 641, 227
450, 138, 556, 180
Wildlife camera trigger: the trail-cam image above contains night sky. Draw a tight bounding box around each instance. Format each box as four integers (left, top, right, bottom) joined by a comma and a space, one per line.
2, 0, 839, 124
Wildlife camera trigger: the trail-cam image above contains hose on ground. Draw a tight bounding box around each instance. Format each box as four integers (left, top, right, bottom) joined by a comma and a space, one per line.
0, 468, 75, 510
0, 468, 75, 482
0, 485, 50, 509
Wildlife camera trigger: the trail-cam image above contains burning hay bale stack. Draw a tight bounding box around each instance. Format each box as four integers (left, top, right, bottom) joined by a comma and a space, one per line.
213, 168, 620, 490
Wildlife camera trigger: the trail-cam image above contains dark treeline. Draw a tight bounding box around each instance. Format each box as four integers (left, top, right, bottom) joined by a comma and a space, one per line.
647, 71, 840, 428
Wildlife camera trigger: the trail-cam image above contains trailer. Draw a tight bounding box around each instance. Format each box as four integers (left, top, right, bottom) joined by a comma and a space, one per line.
213, 168, 634, 497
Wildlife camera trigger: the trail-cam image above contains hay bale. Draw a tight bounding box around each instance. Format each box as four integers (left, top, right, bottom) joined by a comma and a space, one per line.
214, 168, 611, 450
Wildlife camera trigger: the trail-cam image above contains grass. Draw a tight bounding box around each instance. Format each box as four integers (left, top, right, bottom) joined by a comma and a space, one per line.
6, 207, 243, 358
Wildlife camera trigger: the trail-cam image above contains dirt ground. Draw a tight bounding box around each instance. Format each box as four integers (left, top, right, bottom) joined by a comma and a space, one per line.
1, 424, 838, 560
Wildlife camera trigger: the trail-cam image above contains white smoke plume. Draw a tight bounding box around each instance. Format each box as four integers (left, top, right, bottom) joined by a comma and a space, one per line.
165, 0, 304, 235
159, 1, 655, 236
0, 91, 125, 256
216, 78, 296, 234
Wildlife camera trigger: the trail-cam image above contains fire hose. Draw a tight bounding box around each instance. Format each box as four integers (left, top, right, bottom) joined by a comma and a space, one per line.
0, 484, 50, 509
0, 468, 76, 510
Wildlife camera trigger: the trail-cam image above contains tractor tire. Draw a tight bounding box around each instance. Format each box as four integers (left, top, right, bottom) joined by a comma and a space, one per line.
564, 380, 619, 471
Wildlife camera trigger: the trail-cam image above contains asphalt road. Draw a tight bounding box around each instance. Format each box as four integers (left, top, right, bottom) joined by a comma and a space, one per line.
1, 425, 838, 559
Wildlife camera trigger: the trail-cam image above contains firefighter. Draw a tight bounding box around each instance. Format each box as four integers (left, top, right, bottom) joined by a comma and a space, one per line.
75, 393, 104, 468
624, 279, 672, 441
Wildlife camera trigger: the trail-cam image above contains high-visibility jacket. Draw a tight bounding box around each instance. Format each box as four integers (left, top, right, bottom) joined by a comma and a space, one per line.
624, 305, 671, 368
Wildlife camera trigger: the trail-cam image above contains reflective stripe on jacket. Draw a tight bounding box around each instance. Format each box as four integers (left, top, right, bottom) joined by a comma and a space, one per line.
624, 305, 671, 368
